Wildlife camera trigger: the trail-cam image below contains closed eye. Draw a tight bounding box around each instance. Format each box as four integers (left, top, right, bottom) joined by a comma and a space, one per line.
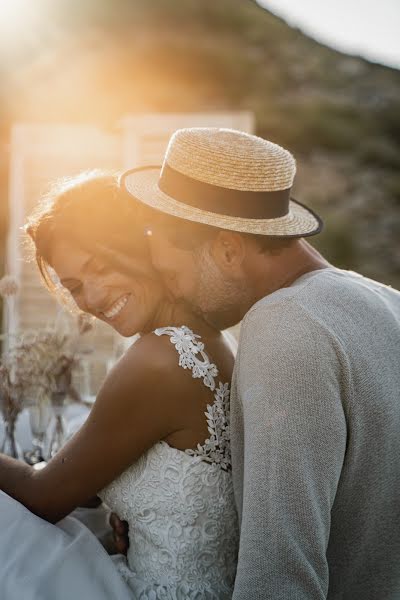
61, 279, 82, 295
69, 283, 82, 295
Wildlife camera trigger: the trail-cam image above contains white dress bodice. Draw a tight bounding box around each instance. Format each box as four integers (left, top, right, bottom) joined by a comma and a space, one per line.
99, 326, 239, 599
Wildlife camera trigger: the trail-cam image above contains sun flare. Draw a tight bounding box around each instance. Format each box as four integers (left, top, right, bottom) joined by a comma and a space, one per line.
0, 0, 38, 37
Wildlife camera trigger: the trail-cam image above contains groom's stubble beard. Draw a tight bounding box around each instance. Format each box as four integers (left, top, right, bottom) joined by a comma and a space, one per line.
191, 244, 251, 330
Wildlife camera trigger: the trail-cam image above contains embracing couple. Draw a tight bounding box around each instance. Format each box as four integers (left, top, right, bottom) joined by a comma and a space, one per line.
0, 128, 399, 600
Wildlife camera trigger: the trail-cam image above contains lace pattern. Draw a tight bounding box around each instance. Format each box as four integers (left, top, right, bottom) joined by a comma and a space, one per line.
155, 326, 232, 471
99, 325, 239, 598
101, 442, 238, 598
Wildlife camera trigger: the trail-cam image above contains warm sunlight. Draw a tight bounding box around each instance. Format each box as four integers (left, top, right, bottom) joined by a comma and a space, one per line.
0, 1, 398, 596
0, 0, 38, 38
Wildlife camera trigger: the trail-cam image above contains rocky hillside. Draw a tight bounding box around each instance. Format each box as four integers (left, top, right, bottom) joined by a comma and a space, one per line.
1, 0, 399, 286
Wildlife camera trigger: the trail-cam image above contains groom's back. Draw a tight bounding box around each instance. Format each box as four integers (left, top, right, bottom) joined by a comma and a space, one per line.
302, 270, 400, 598
231, 267, 400, 600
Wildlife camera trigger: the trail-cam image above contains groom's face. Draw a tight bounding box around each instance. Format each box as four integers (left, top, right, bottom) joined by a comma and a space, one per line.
147, 222, 249, 330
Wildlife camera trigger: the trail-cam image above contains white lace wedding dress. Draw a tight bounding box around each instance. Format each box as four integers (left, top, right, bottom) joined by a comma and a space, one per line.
0, 326, 239, 600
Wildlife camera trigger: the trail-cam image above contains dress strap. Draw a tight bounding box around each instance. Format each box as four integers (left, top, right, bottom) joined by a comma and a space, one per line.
154, 326, 232, 471
154, 325, 219, 392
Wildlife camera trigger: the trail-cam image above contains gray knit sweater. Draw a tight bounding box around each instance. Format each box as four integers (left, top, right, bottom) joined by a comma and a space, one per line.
230, 267, 400, 599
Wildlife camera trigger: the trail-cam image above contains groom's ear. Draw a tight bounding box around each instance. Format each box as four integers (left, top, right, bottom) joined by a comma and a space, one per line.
210, 230, 247, 274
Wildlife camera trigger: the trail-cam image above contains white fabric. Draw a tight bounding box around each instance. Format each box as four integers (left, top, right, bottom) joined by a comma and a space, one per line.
0, 490, 132, 600
0, 326, 238, 599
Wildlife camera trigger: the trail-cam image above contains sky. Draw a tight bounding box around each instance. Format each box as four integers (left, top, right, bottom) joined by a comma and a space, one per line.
258, 0, 400, 70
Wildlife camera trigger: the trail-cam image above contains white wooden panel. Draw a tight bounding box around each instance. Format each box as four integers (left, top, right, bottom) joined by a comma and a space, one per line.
5, 124, 122, 393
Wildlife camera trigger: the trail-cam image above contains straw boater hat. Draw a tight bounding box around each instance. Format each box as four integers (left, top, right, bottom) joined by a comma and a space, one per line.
121, 127, 322, 237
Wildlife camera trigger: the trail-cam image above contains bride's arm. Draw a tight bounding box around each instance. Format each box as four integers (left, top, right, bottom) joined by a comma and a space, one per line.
0, 334, 194, 523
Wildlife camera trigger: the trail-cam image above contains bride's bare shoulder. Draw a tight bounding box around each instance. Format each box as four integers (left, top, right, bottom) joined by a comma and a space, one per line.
100, 329, 205, 413
113, 330, 185, 380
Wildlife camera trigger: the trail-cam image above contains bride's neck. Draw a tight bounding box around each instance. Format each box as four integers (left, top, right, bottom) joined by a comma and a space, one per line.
142, 301, 218, 337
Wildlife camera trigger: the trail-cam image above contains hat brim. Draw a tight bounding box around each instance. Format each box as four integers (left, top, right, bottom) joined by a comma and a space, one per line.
122, 166, 323, 237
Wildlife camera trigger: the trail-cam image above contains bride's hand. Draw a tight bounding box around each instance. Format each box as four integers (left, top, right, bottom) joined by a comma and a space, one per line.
109, 512, 129, 555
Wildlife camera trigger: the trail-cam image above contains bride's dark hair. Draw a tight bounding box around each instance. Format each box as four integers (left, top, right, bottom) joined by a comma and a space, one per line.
25, 170, 148, 295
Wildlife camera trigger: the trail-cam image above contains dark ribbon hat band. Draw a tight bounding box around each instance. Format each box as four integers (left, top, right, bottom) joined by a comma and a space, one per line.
157, 163, 291, 219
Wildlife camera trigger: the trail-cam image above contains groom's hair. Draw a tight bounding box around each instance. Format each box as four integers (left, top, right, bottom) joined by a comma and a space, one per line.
151, 211, 300, 256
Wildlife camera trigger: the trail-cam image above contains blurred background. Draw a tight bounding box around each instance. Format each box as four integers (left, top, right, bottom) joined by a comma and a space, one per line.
0, 0, 399, 394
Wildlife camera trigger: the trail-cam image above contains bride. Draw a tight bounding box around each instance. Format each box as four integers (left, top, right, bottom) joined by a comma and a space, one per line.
0, 171, 239, 599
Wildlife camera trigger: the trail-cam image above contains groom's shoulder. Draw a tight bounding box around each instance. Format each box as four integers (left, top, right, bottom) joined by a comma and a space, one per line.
241, 267, 400, 346
242, 268, 338, 330
249, 268, 399, 315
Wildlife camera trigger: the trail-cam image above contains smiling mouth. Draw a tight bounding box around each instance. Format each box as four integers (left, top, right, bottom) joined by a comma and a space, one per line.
101, 294, 130, 321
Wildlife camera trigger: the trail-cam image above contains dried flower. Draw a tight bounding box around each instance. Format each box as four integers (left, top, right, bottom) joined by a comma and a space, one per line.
0, 312, 92, 408
0, 275, 18, 298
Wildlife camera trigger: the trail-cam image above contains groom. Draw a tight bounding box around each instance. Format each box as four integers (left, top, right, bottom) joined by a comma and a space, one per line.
115, 128, 400, 599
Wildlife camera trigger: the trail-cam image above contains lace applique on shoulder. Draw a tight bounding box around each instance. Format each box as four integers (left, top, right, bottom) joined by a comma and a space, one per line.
186, 380, 231, 472
155, 325, 219, 390
154, 326, 232, 471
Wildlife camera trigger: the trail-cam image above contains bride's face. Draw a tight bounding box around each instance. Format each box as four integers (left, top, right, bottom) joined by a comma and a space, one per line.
50, 240, 164, 336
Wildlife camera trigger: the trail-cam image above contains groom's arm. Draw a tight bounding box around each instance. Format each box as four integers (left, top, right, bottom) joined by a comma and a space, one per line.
232, 301, 348, 600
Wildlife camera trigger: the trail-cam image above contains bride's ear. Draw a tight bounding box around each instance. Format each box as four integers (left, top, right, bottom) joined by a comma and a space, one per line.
210, 230, 246, 274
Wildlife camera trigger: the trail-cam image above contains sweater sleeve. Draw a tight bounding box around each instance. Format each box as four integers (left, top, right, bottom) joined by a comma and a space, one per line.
232, 299, 348, 600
